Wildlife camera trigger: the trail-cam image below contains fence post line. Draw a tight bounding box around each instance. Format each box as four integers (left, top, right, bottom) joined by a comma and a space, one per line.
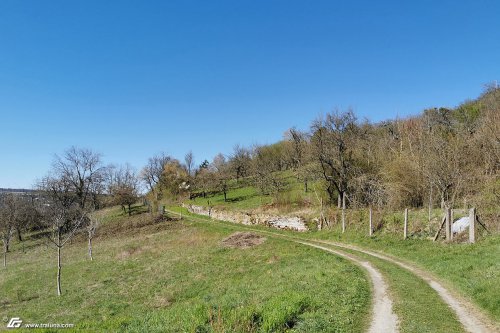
404, 208, 408, 240
445, 207, 452, 241
469, 208, 476, 244
369, 207, 373, 237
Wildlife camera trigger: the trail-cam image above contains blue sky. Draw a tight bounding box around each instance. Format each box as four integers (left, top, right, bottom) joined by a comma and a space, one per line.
0, 0, 499, 188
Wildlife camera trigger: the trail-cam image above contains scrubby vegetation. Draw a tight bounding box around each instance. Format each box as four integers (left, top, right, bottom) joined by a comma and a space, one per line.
149, 86, 499, 234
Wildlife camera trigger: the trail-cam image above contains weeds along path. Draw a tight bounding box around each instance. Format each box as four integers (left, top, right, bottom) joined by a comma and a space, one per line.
166, 209, 498, 333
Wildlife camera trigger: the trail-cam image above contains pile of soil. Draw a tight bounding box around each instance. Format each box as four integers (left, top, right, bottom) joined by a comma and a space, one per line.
221, 232, 266, 249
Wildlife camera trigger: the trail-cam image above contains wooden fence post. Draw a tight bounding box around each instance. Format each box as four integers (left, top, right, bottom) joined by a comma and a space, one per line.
445, 207, 452, 241
450, 209, 454, 240
369, 207, 373, 237
469, 208, 476, 244
342, 193, 346, 233
404, 208, 408, 240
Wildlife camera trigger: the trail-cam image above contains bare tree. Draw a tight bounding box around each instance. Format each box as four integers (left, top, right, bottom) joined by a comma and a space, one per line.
110, 165, 140, 216
0, 194, 15, 267
252, 145, 287, 195
211, 153, 230, 201
229, 145, 252, 182
311, 110, 358, 206
140, 153, 171, 201
53, 146, 107, 209
285, 128, 313, 192
86, 212, 100, 261
184, 151, 195, 176
37, 175, 87, 296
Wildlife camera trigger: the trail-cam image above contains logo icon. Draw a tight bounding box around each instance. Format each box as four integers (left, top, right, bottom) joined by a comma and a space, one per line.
7, 317, 22, 328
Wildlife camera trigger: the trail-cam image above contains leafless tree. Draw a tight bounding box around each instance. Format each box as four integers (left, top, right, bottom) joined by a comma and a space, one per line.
211, 153, 230, 201
285, 128, 314, 192
0, 194, 15, 267
252, 145, 287, 195
184, 151, 195, 176
86, 212, 100, 261
229, 145, 252, 182
140, 153, 171, 200
311, 110, 358, 206
37, 175, 87, 296
110, 165, 140, 216
53, 146, 107, 209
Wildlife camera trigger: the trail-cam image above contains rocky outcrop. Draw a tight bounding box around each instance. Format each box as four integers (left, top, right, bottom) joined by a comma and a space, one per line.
185, 204, 308, 232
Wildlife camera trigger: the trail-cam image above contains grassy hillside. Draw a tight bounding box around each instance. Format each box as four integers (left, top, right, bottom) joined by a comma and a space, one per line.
0, 206, 371, 332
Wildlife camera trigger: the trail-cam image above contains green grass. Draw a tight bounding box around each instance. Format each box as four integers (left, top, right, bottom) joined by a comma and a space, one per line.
338, 249, 466, 333
0, 208, 371, 332
187, 173, 323, 212
180, 171, 499, 324
190, 184, 273, 211
173, 208, 500, 328
310, 230, 500, 322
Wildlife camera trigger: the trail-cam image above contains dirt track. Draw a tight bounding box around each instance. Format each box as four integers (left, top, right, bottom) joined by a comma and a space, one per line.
314, 239, 499, 333
299, 241, 399, 333
166, 209, 499, 333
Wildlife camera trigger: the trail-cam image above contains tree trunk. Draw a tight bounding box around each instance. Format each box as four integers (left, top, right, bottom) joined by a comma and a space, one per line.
341, 193, 346, 233
57, 228, 62, 296
57, 245, 62, 296
223, 190, 227, 202
428, 186, 432, 222
304, 180, 308, 193
88, 237, 93, 261
3, 243, 6, 268
369, 207, 373, 237
128, 204, 132, 216
16, 227, 22, 242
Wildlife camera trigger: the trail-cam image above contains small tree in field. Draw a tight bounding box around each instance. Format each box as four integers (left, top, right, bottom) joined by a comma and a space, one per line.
211, 153, 230, 201
86, 212, 100, 261
37, 176, 86, 296
0, 194, 15, 268
110, 165, 140, 216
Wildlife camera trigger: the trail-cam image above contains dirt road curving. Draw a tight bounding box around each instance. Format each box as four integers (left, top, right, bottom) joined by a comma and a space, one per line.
298, 241, 399, 333
313, 240, 499, 333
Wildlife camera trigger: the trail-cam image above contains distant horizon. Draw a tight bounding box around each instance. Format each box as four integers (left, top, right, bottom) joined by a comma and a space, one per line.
1, 0, 499, 188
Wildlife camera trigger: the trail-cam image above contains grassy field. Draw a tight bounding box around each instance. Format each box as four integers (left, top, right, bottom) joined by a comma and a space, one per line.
181, 172, 499, 324
0, 206, 372, 332
171, 206, 500, 327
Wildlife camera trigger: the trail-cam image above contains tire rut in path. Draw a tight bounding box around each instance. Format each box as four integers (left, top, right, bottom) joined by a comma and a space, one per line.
297, 241, 399, 333
313, 239, 499, 333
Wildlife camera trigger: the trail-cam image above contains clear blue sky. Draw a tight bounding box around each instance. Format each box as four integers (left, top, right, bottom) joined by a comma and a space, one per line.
1, 0, 498, 188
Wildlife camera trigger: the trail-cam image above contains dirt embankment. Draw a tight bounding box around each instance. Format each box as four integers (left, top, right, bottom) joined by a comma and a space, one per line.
185, 204, 308, 231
